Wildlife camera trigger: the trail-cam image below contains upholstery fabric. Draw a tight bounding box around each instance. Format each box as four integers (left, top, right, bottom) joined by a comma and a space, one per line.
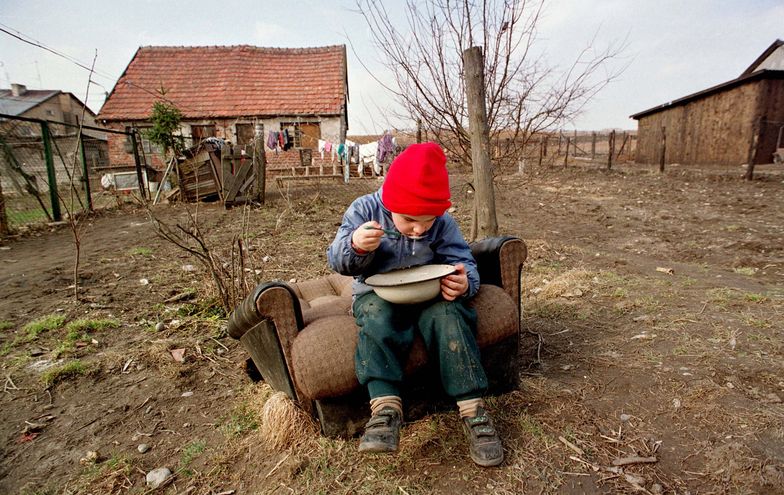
291, 284, 517, 400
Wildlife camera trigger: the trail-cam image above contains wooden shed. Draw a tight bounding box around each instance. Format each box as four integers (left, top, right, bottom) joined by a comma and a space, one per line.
631, 40, 784, 166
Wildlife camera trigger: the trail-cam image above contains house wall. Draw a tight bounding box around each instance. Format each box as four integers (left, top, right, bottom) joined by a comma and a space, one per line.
22, 94, 105, 139
636, 80, 762, 166
104, 115, 344, 172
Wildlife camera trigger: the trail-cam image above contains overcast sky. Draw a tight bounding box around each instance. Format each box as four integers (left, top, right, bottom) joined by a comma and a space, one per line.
1, 0, 781, 133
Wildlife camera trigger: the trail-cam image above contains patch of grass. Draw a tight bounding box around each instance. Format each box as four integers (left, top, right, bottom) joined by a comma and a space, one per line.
517, 413, 546, 438
743, 292, 767, 303
611, 287, 628, 298
221, 403, 259, 438
744, 316, 772, 329
0, 320, 14, 331
707, 287, 736, 306
176, 299, 226, 319
23, 314, 66, 340
733, 266, 758, 276
65, 318, 120, 335
179, 440, 206, 474
41, 360, 91, 387
129, 246, 153, 256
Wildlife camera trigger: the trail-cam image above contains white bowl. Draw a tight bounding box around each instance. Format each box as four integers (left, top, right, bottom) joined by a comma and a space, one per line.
365, 264, 456, 304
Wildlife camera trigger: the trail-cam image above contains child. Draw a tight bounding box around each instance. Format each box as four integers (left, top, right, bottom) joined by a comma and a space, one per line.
326, 142, 503, 467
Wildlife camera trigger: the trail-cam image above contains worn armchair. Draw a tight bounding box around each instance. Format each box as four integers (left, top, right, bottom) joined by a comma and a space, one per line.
227, 236, 527, 437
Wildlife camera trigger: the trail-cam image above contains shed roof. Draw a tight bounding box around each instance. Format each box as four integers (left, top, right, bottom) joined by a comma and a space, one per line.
740, 39, 784, 77
630, 69, 784, 120
98, 45, 348, 122
0, 89, 60, 116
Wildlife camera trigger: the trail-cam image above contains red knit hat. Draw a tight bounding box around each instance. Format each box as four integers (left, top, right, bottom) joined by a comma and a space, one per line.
381, 142, 451, 216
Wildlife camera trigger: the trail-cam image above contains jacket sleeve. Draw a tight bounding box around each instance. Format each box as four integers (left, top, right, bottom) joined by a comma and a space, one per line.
327, 198, 376, 276
433, 215, 480, 298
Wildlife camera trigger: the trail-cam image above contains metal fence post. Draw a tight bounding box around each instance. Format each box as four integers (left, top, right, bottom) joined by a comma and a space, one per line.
40, 121, 62, 221
79, 136, 93, 211
0, 168, 8, 235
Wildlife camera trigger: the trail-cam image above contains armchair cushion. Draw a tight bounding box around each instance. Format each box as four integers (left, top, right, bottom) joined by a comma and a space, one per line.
290, 284, 517, 401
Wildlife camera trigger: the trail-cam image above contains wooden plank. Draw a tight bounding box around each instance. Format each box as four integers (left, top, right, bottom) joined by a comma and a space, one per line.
224, 160, 253, 202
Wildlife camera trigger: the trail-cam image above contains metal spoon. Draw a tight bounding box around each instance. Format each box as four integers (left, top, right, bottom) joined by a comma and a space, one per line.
364, 226, 425, 240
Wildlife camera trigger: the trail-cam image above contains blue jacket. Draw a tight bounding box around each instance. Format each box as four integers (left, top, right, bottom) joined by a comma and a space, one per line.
327, 190, 480, 298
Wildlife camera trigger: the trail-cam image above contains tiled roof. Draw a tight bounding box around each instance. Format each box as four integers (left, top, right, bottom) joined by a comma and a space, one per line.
0, 89, 60, 116
98, 45, 347, 121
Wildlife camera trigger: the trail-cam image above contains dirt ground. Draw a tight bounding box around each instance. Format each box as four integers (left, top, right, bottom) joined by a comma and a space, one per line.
0, 161, 782, 494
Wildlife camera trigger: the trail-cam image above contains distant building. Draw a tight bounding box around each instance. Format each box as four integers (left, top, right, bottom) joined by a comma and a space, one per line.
0, 83, 109, 192
97, 45, 349, 174
631, 39, 784, 166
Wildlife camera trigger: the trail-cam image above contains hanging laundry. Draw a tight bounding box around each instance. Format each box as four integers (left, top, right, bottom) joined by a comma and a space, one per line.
318, 139, 327, 159
377, 133, 395, 163
359, 141, 379, 176
267, 131, 279, 151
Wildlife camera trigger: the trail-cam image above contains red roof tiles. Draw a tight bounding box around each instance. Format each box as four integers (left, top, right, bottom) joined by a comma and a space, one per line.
98, 45, 347, 121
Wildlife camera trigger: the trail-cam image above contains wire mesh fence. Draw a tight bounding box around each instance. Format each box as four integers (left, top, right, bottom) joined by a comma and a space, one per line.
0, 114, 140, 234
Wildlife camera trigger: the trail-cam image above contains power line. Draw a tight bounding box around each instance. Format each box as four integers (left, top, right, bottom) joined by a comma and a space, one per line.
0, 23, 196, 112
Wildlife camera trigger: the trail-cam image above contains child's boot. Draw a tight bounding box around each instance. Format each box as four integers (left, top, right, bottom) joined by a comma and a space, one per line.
462, 407, 503, 467
358, 406, 402, 453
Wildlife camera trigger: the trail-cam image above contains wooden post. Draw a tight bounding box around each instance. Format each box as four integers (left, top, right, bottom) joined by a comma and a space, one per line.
543, 135, 548, 157
463, 46, 498, 239
255, 136, 266, 205
416, 119, 422, 143
745, 118, 761, 181
591, 132, 597, 159
659, 126, 666, 173
607, 130, 615, 170
564, 137, 570, 167
557, 132, 562, 155
40, 122, 62, 221
538, 138, 544, 168
573, 129, 578, 156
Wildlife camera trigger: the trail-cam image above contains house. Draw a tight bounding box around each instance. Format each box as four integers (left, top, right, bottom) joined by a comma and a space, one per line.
631, 39, 784, 166
97, 45, 349, 178
0, 83, 109, 193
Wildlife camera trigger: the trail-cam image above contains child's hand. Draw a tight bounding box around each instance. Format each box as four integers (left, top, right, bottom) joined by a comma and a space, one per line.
351, 221, 384, 253
441, 263, 469, 301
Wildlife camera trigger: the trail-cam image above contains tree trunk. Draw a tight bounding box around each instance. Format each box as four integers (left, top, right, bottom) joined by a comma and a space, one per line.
463, 46, 498, 240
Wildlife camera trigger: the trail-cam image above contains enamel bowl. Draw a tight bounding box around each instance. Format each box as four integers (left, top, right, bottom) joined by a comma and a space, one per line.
365, 264, 456, 304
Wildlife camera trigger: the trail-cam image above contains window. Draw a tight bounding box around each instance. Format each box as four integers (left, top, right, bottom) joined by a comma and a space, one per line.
235, 123, 261, 147
190, 124, 216, 145
126, 127, 162, 154
280, 122, 320, 149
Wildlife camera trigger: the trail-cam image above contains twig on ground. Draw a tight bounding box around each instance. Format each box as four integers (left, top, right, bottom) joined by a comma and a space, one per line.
612, 455, 658, 466
558, 436, 585, 456
265, 453, 290, 479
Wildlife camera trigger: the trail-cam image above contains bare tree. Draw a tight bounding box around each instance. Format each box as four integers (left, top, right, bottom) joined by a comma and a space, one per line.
355, 0, 626, 167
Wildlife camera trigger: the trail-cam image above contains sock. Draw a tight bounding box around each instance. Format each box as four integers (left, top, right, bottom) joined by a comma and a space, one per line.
457, 398, 485, 418
370, 395, 403, 418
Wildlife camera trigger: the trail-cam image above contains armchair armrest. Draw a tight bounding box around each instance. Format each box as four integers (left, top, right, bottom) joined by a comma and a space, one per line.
227, 281, 308, 405
471, 236, 528, 310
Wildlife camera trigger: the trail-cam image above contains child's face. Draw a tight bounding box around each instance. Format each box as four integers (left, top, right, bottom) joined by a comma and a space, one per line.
391, 213, 437, 238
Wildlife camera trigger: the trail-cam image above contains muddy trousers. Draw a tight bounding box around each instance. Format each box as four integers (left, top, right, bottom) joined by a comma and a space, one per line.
353, 291, 488, 401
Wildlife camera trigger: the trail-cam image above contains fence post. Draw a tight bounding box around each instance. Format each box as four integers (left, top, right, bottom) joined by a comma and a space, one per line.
40, 121, 62, 221
0, 168, 8, 235
744, 118, 761, 181
659, 126, 666, 173
79, 136, 93, 211
130, 130, 147, 201
255, 133, 266, 205
573, 129, 578, 156
416, 119, 422, 143
591, 132, 596, 159
607, 130, 615, 171
564, 137, 570, 167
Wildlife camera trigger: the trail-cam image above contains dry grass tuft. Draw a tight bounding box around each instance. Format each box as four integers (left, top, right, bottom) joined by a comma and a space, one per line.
528, 267, 594, 301
257, 391, 319, 451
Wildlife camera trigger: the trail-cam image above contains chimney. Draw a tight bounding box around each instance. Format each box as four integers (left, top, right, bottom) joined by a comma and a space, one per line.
11, 83, 27, 97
